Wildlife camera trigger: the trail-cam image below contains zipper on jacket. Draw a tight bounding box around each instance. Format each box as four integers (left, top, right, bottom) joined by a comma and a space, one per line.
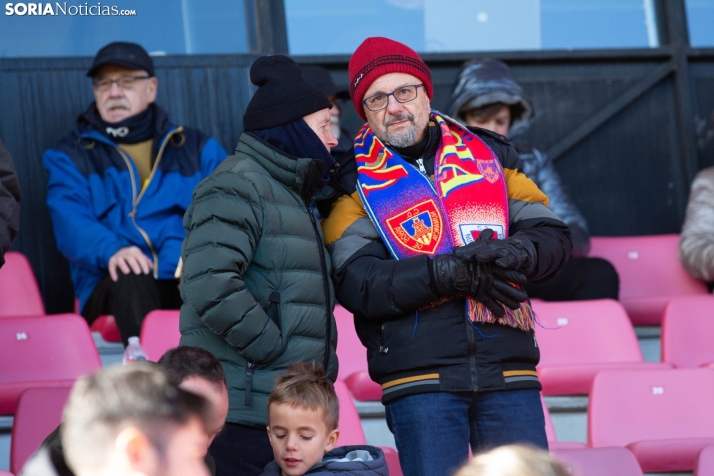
416, 158, 427, 175
116, 128, 183, 279
466, 319, 479, 392
304, 198, 332, 372
245, 361, 255, 405
380, 324, 389, 354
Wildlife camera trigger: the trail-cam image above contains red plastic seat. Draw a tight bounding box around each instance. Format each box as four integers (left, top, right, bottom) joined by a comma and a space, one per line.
334, 305, 382, 401
0, 314, 101, 415
589, 368, 714, 472
89, 314, 122, 343
0, 471, 14, 476
382, 448, 403, 476
11, 386, 72, 474
661, 295, 714, 368
541, 394, 587, 449
694, 444, 714, 476
0, 252, 44, 317
333, 379, 367, 446
533, 299, 671, 395
140, 309, 181, 361
551, 447, 643, 476
589, 235, 708, 325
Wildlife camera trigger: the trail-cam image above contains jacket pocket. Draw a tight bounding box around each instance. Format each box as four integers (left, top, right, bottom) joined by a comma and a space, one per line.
263, 290, 281, 331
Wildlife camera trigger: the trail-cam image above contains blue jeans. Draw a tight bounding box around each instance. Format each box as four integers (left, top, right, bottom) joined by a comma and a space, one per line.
385, 389, 547, 476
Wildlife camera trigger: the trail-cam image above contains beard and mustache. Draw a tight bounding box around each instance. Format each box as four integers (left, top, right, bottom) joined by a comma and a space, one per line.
104, 98, 131, 113
381, 110, 428, 148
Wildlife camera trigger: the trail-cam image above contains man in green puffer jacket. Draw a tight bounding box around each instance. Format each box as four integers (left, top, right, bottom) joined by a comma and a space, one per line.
179, 55, 339, 476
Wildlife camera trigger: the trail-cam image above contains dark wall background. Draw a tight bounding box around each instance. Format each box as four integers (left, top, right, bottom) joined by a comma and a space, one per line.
2, 12, 714, 314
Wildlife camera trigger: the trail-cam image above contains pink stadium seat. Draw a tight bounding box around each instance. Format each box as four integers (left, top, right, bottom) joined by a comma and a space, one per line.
694, 445, 714, 476
589, 368, 714, 472
89, 314, 122, 343
589, 235, 708, 325
0, 314, 101, 415
533, 299, 671, 395
0, 471, 14, 476
334, 305, 382, 401
333, 379, 366, 446
541, 394, 587, 449
140, 309, 181, 361
551, 447, 643, 476
382, 448, 403, 476
0, 252, 44, 317
10, 386, 72, 474
661, 295, 714, 368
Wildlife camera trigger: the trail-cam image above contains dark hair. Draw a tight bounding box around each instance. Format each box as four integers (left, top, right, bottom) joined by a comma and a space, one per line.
461, 101, 525, 128
62, 363, 210, 473
158, 346, 226, 388
268, 362, 339, 431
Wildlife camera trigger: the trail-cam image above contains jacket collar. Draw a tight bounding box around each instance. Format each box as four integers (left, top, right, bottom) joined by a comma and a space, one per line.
238, 132, 323, 201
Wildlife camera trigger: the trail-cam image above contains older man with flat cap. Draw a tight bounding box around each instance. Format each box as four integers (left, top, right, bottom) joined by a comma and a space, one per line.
321, 37, 572, 476
43, 42, 227, 346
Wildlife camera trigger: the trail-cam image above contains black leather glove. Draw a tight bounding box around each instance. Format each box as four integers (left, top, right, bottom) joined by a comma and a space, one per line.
431, 254, 528, 317
453, 228, 537, 276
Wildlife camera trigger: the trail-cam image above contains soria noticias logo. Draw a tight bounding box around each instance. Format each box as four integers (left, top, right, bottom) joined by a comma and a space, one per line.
5, 2, 137, 16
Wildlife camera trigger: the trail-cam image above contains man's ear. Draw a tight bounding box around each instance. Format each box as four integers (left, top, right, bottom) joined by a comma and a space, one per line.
146, 77, 158, 103
324, 428, 340, 452
115, 427, 158, 475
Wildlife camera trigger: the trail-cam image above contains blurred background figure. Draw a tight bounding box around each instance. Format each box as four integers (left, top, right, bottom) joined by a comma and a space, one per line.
60, 363, 212, 476
455, 445, 570, 476
0, 138, 20, 268
448, 58, 619, 302
679, 166, 714, 284
22, 347, 228, 476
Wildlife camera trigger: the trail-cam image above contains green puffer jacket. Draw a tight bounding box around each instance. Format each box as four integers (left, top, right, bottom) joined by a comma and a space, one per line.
179, 133, 338, 428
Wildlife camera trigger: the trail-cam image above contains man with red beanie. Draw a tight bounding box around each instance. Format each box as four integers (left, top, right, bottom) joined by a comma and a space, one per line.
321, 37, 572, 476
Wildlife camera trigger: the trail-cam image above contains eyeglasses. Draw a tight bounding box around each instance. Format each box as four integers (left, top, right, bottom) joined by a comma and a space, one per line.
362, 84, 424, 112
92, 74, 150, 92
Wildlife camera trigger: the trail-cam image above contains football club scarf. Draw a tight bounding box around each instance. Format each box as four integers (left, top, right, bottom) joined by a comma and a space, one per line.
355, 111, 535, 331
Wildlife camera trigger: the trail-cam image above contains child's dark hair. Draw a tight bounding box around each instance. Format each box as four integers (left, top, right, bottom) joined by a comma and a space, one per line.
268, 362, 339, 431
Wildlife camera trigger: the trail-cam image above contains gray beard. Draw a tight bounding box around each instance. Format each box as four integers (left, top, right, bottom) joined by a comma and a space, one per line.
386, 124, 418, 148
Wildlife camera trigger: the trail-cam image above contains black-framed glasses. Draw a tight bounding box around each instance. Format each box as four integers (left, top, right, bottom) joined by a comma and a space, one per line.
362, 84, 424, 112
92, 74, 150, 92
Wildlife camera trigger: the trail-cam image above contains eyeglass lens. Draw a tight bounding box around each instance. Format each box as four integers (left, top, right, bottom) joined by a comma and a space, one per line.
365, 85, 420, 111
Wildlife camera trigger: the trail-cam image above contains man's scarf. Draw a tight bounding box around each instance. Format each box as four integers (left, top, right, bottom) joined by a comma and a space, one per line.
355, 111, 534, 330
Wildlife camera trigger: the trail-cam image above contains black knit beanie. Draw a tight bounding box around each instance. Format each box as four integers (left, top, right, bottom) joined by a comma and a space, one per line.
243, 55, 332, 131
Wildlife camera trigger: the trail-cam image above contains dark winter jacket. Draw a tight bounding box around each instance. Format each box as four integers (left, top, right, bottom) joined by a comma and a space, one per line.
179, 133, 338, 428
260, 446, 389, 476
320, 122, 571, 404
0, 138, 20, 268
42, 105, 227, 311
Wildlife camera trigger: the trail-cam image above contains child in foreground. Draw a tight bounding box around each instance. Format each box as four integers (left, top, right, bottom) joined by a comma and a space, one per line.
260, 362, 389, 476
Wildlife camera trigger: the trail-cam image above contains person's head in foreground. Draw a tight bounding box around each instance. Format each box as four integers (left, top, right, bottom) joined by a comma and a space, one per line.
455, 445, 570, 476
447, 58, 534, 138
158, 346, 229, 446
61, 362, 211, 476
87, 41, 158, 124
301, 65, 349, 142
266, 362, 340, 476
349, 36, 433, 149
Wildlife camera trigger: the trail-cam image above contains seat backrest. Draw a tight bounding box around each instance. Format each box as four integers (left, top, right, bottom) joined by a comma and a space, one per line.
589, 369, 714, 447
11, 386, 72, 474
589, 235, 707, 300
334, 306, 368, 381
533, 299, 643, 366
0, 314, 101, 414
333, 379, 366, 446
140, 310, 181, 361
0, 252, 44, 317
0, 471, 14, 476
662, 295, 714, 368
551, 447, 644, 476
694, 444, 714, 476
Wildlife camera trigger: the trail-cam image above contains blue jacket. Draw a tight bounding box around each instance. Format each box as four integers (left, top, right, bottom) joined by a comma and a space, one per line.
260, 446, 389, 476
43, 104, 227, 311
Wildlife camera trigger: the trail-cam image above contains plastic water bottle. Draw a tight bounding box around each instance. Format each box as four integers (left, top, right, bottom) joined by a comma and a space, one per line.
123, 336, 148, 364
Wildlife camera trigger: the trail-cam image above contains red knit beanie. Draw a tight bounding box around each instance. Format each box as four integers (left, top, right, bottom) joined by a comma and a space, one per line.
349, 37, 433, 121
